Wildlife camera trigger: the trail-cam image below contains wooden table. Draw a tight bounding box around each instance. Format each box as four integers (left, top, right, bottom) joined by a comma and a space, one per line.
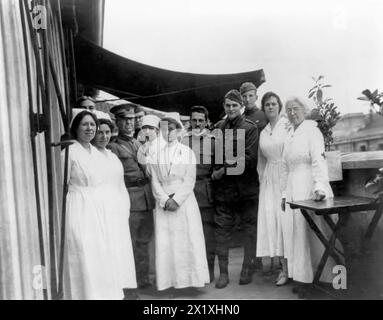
287, 195, 383, 298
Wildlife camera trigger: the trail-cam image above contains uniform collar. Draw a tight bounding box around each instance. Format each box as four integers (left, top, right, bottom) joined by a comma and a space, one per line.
244, 106, 260, 115
224, 114, 244, 128
186, 128, 211, 138
118, 134, 134, 142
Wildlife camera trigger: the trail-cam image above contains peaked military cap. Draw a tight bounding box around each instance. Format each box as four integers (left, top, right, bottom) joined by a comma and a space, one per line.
110, 103, 136, 118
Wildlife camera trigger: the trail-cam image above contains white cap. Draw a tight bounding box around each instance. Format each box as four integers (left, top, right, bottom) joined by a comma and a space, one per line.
142, 114, 161, 129
70, 109, 112, 128
70, 108, 87, 127
94, 110, 112, 121
161, 112, 184, 129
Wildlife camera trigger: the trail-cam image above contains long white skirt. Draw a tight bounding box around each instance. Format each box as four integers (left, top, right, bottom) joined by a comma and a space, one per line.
256, 161, 293, 258
154, 183, 210, 291
63, 185, 136, 300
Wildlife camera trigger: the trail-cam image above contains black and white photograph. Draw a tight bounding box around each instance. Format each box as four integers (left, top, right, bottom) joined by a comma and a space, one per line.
1, 0, 383, 303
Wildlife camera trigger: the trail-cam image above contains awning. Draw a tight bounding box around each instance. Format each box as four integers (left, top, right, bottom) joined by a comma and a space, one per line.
74, 37, 266, 120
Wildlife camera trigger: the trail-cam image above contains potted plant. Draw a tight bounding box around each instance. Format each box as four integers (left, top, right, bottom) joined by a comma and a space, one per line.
308, 76, 342, 181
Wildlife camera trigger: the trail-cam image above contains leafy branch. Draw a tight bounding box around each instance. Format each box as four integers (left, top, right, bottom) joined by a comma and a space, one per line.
308, 76, 342, 151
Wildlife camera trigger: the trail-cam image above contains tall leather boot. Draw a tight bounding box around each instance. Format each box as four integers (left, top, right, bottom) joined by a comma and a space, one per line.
215, 255, 229, 289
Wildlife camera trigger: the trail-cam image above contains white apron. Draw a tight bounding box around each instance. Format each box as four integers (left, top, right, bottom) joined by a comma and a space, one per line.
281, 120, 343, 283
148, 141, 209, 290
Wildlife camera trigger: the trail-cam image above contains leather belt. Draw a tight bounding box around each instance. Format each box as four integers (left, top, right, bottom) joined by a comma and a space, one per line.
124, 177, 150, 188
196, 175, 211, 181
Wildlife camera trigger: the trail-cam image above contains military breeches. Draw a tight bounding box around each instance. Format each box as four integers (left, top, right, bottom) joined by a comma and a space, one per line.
129, 210, 154, 283
214, 199, 258, 266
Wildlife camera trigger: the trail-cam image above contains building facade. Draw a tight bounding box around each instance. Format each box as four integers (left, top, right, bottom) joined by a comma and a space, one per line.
333, 112, 383, 153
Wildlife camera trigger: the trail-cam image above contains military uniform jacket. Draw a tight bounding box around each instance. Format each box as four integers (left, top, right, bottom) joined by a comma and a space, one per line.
213, 114, 259, 202
181, 130, 215, 208
108, 135, 155, 212
244, 107, 268, 132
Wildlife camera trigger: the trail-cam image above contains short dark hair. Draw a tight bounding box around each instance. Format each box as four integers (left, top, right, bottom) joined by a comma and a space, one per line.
190, 105, 209, 121
261, 91, 283, 113
76, 96, 95, 108
98, 118, 115, 132
70, 110, 98, 139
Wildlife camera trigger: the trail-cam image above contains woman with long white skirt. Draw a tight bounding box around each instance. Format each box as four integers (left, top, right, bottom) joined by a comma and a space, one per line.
281, 97, 343, 294
147, 113, 210, 291
256, 92, 292, 286
92, 117, 137, 299
63, 111, 137, 299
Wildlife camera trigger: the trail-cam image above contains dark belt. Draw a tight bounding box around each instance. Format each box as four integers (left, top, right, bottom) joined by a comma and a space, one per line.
196, 175, 211, 181
124, 177, 150, 188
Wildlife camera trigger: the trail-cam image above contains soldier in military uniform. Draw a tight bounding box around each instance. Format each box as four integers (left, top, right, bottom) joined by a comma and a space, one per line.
211, 90, 259, 289
108, 103, 155, 289
240, 82, 267, 272
240, 82, 268, 132
181, 105, 216, 282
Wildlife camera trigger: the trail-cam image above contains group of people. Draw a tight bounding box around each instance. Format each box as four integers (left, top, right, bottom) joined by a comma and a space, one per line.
62, 82, 342, 299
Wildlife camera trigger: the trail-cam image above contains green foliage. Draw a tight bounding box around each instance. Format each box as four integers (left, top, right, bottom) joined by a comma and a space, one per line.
308, 76, 341, 151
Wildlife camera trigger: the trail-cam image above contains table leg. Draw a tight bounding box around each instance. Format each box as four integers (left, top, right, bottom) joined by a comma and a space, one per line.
301, 209, 343, 263
365, 201, 383, 239
300, 210, 344, 300
322, 215, 346, 260
313, 215, 345, 283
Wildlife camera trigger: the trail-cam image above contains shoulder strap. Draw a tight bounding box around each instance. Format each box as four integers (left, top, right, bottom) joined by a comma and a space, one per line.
118, 142, 137, 161
245, 118, 256, 126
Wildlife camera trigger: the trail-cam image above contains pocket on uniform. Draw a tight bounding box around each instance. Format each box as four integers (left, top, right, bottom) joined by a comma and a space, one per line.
128, 187, 146, 211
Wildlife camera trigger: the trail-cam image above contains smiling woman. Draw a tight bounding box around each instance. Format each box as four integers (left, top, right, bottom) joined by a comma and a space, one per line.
93, 119, 114, 149
62, 111, 138, 299
69, 111, 98, 144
